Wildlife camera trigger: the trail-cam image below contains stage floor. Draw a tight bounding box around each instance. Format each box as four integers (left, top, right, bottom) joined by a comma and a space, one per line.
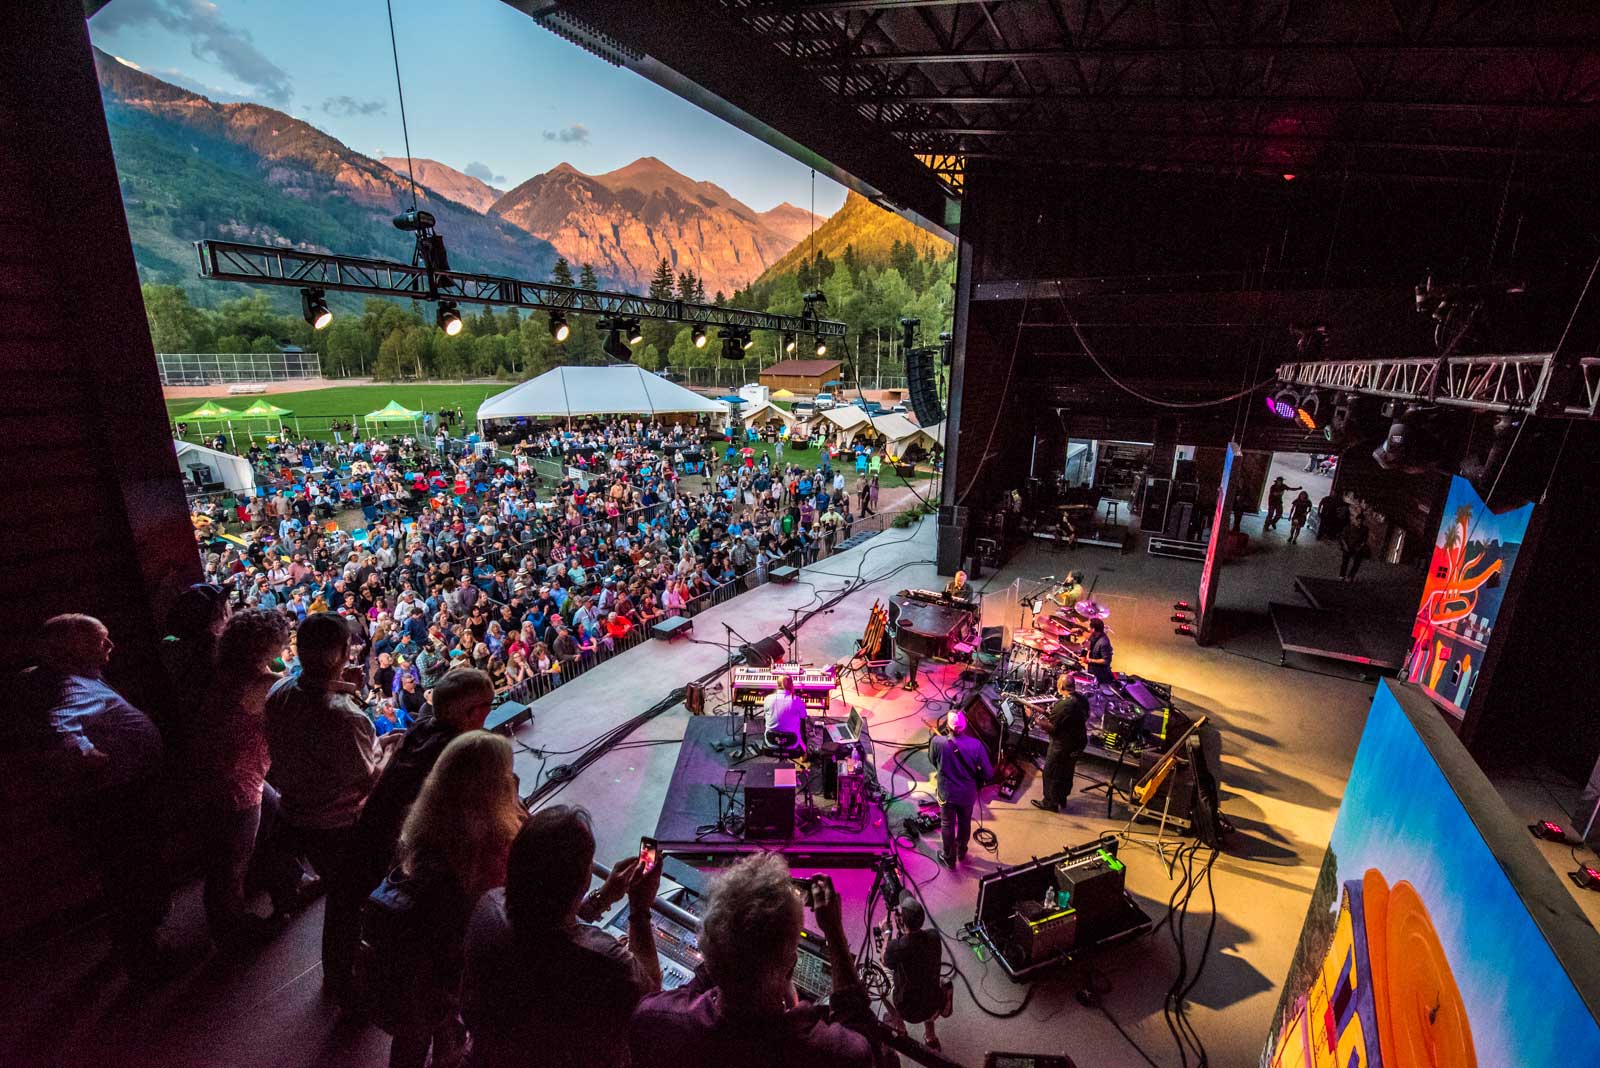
653, 716, 893, 861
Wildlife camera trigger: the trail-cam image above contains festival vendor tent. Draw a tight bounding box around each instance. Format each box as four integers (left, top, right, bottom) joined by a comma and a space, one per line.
771, 388, 796, 399
173, 439, 255, 492
475, 365, 725, 423
237, 398, 292, 435
364, 400, 423, 432
816, 404, 875, 447
174, 400, 241, 427
871, 413, 941, 459
739, 399, 798, 428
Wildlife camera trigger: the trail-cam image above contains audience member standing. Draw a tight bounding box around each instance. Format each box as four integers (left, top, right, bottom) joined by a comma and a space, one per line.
382, 731, 525, 1068
629, 855, 878, 1067
928, 710, 993, 868
337, 669, 496, 991
191, 608, 290, 944
264, 612, 384, 1005
28, 615, 177, 978
462, 805, 661, 1068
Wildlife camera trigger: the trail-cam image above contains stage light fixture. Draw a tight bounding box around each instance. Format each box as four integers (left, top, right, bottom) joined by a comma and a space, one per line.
624, 319, 644, 345
783, 332, 796, 354
300, 288, 332, 330
740, 330, 755, 352
437, 301, 463, 336
1266, 386, 1299, 421
1372, 405, 1441, 474
549, 314, 570, 342
692, 325, 707, 349
1294, 391, 1323, 431
603, 326, 632, 361
815, 338, 828, 357
720, 330, 747, 360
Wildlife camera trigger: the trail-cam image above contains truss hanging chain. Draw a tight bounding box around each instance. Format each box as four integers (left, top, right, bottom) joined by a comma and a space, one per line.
194, 240, 848, 337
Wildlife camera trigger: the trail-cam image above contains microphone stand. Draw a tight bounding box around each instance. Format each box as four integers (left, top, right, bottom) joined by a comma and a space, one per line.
719, 621, 760, 760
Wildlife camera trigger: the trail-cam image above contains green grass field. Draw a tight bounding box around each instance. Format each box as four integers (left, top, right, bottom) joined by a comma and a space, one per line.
167, 384, 508, 431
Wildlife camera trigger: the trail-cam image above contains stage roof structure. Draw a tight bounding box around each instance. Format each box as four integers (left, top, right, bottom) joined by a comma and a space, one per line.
528, 1, 1600, 206
477, 366, 726, 421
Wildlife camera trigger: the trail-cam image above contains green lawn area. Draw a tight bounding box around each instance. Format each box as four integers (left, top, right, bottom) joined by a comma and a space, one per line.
167, 384, 509, 439
716, 437, 936, 490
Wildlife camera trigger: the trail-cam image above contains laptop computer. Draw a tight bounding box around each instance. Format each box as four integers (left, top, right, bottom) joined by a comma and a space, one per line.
826, 706, 864, 745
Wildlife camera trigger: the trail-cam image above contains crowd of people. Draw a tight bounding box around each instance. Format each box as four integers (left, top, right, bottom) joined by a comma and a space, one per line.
184, 418, 902, 708
17, 605, 924, 1067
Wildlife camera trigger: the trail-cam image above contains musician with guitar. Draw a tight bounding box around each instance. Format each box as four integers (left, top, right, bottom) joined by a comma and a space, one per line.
1031, 673, 1089, 814
928, 711, 993, 869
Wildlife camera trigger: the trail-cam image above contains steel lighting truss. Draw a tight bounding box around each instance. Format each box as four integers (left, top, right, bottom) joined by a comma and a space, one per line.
194, 240, 848, 337
1276, 352, 1600, 419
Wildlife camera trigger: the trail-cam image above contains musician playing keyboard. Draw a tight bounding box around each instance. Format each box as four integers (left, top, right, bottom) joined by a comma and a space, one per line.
763, 675, 809, 751
943, 570, 970, 601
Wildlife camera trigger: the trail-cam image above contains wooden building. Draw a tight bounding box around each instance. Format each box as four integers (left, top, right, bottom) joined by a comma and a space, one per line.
758, 359, 842, 395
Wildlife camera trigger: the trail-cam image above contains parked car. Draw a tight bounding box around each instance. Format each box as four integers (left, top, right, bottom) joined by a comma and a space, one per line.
792, 401, 816, 418
814, 392, 837, 411
862, 401, 885, 415
889, 403, 909, 414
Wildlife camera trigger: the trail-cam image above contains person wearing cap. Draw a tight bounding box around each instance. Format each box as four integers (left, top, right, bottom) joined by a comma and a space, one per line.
882, 893, 947, 1050
928, 710, 993, 868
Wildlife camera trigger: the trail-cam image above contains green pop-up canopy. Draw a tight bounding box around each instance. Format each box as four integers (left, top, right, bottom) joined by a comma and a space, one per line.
238, 399, 292, 418
174, 400, 240, 424
363, 400, 423, 424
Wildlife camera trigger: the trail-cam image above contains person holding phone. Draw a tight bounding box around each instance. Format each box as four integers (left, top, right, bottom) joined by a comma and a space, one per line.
462, 805, 661, 1068
629, 853, 877, 1066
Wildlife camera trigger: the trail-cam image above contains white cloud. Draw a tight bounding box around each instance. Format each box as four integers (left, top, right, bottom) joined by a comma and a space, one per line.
93, 0, 293, 105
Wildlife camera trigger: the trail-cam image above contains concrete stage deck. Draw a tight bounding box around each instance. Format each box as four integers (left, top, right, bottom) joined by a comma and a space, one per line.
5, 516, 1386, 1068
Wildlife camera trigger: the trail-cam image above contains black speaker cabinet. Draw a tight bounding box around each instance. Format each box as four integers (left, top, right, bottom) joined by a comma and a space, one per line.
740, 636, 787, 667
743, 763, 797, 839
907, 345, 945, 425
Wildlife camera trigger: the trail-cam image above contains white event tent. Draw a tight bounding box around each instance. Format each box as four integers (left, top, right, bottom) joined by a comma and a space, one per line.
174, 439, 255, 493
476, 366, 726, 424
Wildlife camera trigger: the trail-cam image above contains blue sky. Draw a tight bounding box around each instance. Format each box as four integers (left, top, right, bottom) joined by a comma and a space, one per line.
88, 0, 849, 215
1307, 685, 1600, 1068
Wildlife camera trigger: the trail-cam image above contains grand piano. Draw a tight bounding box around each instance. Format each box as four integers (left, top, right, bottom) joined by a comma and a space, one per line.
892, 589, 977, 667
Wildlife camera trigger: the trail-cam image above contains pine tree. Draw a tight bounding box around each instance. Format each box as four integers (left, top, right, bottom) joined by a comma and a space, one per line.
676, 271, 694, 302
579, 263, 600, 291
649, 258, 676, 300
551, 258, 575, 287
692, 275, 707, 304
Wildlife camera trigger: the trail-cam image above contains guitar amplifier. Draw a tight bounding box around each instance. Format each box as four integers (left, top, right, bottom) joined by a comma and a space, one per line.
1052, 849, 1126, 936
1011, 900, 1078, 964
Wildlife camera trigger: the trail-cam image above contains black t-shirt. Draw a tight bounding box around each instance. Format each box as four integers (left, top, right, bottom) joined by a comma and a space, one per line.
463, 891, 652, 1068
1048, 694, 1090, 752
885, 928, 943, 1022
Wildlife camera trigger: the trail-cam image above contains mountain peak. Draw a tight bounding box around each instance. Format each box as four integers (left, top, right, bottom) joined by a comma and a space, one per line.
547, 161, 583, 176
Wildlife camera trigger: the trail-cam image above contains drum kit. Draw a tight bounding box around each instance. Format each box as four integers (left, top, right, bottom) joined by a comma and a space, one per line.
999, 595, 1112, 697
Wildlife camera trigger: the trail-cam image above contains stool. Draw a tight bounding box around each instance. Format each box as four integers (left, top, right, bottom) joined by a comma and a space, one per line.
1102, 499, 1121, 525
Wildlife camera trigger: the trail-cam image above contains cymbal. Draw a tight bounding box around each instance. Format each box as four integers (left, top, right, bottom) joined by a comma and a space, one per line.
1075, 599, 1110, 619
1013, 630, 1059, 652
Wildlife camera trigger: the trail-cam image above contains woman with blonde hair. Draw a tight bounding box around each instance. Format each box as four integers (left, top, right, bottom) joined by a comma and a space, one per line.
380, 730, 525, 1068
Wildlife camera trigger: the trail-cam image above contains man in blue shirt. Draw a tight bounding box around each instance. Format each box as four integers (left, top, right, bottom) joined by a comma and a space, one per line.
30, 614, 180, 977
928, 711, 993, 868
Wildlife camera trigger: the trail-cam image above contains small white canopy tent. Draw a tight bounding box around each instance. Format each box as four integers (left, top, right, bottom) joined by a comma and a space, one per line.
739, 400, 798, 427
174, 439, 255, 492
477, 366, 726, 423
816, 405, 875, 447
871, 413, 941, 458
